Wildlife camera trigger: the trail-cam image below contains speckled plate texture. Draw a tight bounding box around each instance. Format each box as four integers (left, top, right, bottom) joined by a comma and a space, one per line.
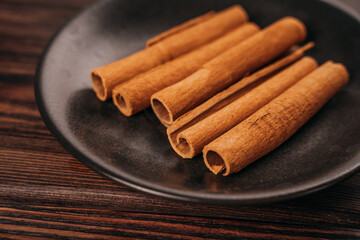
35, 0, 360, 204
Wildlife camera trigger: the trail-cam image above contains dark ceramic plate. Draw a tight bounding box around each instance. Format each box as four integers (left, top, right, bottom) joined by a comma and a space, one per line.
35, 0, 360, 204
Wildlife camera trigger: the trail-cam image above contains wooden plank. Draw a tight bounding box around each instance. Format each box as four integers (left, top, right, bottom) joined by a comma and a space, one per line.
0, 204, 359, 239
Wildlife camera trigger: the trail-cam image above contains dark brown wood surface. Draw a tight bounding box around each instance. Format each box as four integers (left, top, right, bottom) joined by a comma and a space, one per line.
1, 0, 359, 239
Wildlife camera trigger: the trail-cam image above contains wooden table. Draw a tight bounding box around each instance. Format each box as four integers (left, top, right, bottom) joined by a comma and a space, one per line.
1, 0, 359, 239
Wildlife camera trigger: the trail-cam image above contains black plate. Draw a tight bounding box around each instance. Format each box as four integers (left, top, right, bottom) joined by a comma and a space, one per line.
35, 0, 360, 204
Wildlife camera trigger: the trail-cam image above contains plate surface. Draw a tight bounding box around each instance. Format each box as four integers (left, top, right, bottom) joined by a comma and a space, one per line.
35, 0, 360, 204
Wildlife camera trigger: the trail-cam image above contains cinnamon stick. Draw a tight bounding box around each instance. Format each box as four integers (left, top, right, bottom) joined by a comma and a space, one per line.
203, 61, 349, 176
112, 23, 260, 116
91, 5, 248, 101
168, 56, 317, 158
146, 11, 216, 47
151, 17, 307, 126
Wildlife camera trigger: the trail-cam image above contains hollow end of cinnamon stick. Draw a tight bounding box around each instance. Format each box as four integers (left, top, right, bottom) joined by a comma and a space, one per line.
176, 136, 192, 157
151, 98, 173, 127
204, 150, 227, 175
167, 132, 195, 158
91, 71, 107, 101
113, 90, 132, 117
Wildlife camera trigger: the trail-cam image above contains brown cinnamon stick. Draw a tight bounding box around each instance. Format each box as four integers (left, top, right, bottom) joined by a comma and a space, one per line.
112, 23, 260, 116
168, 56, 317, 158
203, 61, 349, 176
91, 5, 248, 101
151, 17, 307, 126
146, 11, 216, 47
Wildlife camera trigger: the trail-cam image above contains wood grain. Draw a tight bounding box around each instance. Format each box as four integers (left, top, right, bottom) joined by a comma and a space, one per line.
0, 0, 359, 239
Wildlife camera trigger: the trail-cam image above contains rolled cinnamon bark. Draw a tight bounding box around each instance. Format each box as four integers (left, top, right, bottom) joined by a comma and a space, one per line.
151, 17, 307, 126
112, 23, 260, 116
146, 11, 216, 47
203, 61, 349, 176
169, 57, 317, 158
91, 5, 248, 101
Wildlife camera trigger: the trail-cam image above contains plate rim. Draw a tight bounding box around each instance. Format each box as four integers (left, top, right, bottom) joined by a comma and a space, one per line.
35, 0, 360, 205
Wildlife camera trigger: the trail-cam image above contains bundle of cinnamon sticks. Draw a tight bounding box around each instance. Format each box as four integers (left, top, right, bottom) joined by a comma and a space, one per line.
91, 5, 349, 176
